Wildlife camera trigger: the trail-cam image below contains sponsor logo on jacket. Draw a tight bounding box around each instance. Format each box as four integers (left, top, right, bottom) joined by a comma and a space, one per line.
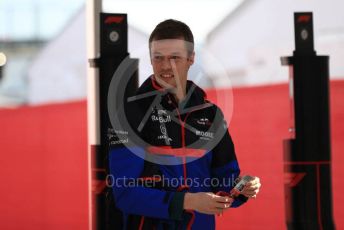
151, 109, 172, 123
157, 125, 173, 142
195, 130, 214, 140
196, 118, 212, 126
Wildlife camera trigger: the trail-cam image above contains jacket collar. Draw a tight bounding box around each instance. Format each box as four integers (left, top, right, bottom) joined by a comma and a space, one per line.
137, 75, 207, 110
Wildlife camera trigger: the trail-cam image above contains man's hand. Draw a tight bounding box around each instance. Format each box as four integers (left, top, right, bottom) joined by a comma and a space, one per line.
183, 192, 233, 215
240, 176, 261, 199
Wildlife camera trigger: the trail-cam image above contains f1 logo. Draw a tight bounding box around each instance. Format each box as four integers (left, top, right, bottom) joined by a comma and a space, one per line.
284, 172, 306, 187
297, 15, 311, 23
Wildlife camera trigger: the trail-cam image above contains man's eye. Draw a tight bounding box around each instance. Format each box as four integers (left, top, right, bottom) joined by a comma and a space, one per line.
170, 56, 180, 60
153, 56, 163, 61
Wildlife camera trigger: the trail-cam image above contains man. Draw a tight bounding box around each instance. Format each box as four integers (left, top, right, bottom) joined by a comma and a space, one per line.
109, 19, 261, 229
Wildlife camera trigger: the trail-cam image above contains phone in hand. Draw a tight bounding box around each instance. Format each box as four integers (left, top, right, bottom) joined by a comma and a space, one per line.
230, 175, 254, 198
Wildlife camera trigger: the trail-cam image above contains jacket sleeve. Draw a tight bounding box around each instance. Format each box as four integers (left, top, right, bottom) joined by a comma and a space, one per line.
210, 107, 248, 207
109, 146, 185, 219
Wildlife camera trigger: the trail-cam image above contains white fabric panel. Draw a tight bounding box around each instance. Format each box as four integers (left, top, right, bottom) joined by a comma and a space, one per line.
27, 9, 87, 105
27, 8, 149, 105
204, 0, 344, 86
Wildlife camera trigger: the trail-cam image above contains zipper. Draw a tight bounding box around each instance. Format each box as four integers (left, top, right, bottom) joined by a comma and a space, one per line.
168, 95, 196, 230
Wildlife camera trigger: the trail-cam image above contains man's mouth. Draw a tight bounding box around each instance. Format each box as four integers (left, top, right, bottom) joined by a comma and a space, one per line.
160, 74, 174, 79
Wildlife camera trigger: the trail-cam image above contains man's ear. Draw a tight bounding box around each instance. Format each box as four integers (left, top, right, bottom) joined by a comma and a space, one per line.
188, 51, 195, 65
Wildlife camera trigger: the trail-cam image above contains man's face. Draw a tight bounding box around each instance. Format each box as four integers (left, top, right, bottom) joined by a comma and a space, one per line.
150, 39, 194, 90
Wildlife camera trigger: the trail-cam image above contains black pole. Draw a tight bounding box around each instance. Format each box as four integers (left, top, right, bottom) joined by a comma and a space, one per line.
0, 66, 3, 81
281, 12, 335, 230
89, 13, 138, 230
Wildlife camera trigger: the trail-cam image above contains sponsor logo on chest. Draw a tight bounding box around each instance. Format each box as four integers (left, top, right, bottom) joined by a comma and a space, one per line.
157, 125, 173, 143
196, 118, 212, 126
195, 130, 214, 140
151, 109, 172, 123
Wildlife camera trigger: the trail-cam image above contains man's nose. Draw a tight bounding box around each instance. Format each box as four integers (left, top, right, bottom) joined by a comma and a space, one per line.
161, 58, 172, 70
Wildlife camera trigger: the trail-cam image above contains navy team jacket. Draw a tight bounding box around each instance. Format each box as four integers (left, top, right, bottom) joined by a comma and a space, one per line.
109, 76, 247, 229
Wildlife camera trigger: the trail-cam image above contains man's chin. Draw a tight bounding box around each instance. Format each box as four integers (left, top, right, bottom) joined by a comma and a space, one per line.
156, 77, 176, 89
